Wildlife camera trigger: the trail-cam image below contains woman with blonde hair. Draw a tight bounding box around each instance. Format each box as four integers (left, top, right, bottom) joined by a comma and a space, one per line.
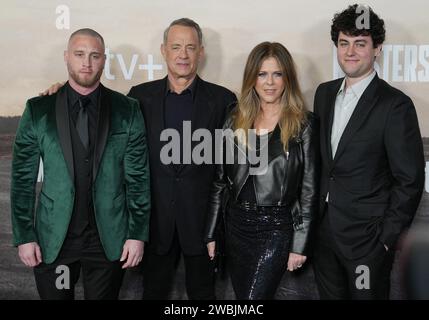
205, 42, 320, 299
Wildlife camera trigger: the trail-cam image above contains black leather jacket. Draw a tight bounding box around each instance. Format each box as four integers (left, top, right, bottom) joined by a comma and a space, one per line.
205, 111, 320, 255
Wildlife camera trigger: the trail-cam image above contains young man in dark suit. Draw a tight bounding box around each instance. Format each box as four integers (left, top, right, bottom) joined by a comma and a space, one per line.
128, 18, 236, 299
313, 5, 425, 299
11, 29, 150, 299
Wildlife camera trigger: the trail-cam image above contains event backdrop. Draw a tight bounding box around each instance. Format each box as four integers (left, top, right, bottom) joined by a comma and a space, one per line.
1, 0, 428, 136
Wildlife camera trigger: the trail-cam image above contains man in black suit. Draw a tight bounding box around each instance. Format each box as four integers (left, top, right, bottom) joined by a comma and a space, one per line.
128, 18, 236, 299
313, 5, 425, 299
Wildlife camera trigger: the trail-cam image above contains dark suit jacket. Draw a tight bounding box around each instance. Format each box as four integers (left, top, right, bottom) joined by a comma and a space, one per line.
11, 84, 151, 263
128, 76, 237, 255
314, 74, 425, 259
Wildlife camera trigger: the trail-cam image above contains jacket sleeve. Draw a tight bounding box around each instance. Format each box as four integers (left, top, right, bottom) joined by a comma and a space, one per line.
290, 113, 321, 255
11, 101, 40, 246
204, 114, 235, 242
380, 95, 425, 249
204, 163, 227, 243
124, 100, 151, 241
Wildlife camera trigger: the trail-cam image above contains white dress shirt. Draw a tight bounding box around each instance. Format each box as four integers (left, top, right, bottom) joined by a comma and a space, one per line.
326, 70, 376, 202
331, 70, 376, 157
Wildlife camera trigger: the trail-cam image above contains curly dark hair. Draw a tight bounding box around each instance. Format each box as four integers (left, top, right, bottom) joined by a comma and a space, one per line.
331, 4, 385, 48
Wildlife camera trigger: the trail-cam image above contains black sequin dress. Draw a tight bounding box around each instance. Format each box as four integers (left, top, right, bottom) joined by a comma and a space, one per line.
225, 133, 294, 300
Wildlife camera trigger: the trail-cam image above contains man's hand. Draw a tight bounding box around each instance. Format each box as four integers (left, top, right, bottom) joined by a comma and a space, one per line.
18, 242, 42, 267
120, 239, 144, 269
39, 82, 65, 96
287, 252, 307, 271
207, 241, 216, 260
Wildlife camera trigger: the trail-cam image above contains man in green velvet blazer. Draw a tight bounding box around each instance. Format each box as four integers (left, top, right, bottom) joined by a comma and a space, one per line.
10, 28, 150, 299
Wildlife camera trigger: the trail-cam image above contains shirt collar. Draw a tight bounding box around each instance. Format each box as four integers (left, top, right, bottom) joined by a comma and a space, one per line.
164, 76, 198, 99
66, 82, 100, 109
337, 70, 376, 98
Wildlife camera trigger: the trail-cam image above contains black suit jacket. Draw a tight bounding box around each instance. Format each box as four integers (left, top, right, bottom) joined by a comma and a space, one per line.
314, 74, 425, 259
128, 76, 237, 255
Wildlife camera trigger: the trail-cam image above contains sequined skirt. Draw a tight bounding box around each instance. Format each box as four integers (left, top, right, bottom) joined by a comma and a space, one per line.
226, 202, 293, 299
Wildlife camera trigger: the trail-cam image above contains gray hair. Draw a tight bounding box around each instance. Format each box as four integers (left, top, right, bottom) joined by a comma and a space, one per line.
163, 18, 203, 45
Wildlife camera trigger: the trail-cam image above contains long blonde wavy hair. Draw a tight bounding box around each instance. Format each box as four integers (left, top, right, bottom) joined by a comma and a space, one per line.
233, 42, 307, 150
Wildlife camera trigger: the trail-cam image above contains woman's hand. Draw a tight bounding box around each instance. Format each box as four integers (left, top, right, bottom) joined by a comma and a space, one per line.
287, 252, 307, 271
207, 241, 216, 260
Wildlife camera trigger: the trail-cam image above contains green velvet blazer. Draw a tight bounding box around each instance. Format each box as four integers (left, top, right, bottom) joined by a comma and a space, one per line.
11, 84, 151, 264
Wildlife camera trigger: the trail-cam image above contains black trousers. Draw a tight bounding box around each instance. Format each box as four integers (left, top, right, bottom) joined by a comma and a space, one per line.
34, 229, 125, 300
313, 205, 395, 300
226, 204, 293, 300
142, 230, 215, 300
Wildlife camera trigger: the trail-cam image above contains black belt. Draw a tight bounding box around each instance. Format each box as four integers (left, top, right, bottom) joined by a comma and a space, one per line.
233, 200, 259, 211
232, 200, 286, 212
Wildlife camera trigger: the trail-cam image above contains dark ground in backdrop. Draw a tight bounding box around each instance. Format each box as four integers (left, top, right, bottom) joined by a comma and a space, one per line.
0, 133, 428, 300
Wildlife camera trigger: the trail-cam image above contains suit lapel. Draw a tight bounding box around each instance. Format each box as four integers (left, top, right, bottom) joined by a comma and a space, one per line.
333, 75, 380, 164
93, 84, 111, 183
324, 80, 342, 167
55, 86, 74, 183
151, 76, 167, 134
147, 77, 177, 176
190, 76, 216, 130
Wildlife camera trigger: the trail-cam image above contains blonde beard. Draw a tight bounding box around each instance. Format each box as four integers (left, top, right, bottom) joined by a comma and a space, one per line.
68, 68, 103, 88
